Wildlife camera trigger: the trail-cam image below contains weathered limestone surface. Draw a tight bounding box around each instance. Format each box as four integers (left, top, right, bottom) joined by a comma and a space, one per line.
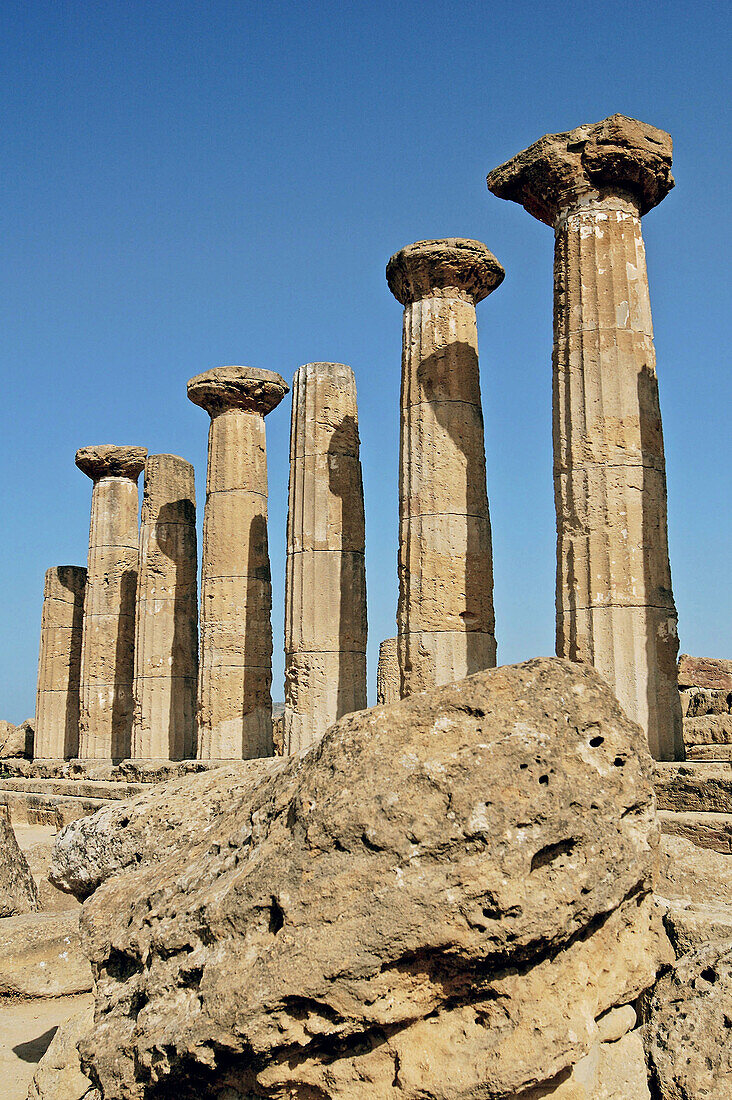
643, 940, 732, 1098
387, 239, 503, 696
655, 833, 732, 955
132, 454, 198, 761
50, 758, 281, 900
64, 658, 671, 1099
284, 363, 367, 753
678, 653, 732, 691
27, 1002, 95, 1100
0, 815, 39, 916
34, 566, 86, 761
188, 366, 287, 760
0, 718, 33, 759
376, 636, 399, 704
0, 910, 92, 996
487, 116, 683, 761
76, 445, 147, 762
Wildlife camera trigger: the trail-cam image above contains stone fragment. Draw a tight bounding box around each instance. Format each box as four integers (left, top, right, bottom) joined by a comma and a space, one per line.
131, 454, 198, 761
284, 363, 367, 753
376, 636, 399, 704
73, 657, 671, 1099
34, 566, 86, 761
50, 758, 282, 900
644, 940, 732, 1098
27, 1002, 95, 1100
0, 910, 91, 996
0, 718, 33, 759
655, 833, 732, 954
386, 238, 503, 696
678, 653, 732, 691
0, 814, 39, 915
76, 445, 147, 762
188, 366, 288, 759
487, 116, 683, 761
510, 1027, 651, 1099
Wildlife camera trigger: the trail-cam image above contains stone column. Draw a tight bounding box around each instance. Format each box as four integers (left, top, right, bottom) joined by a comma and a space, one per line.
386, 239, 503, 697
376, 637, 399, 706
487, 114, 684, 760
188, 366, 288, 760
76, 445, 147, 762
131, 454, 198, 761
34, 566, 86, 761
284, 362, 367, 753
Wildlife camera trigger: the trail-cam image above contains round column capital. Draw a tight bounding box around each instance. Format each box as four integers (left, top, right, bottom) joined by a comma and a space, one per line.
75, 445, 147, 481
386, 239, 504, 306
187, 366, 289, 417
486, 114, 674, 227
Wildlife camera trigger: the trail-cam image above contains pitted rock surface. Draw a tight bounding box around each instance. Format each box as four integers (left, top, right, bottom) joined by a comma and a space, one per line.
74, 658, 671, 1099
644, 940, 732, 1098
486, 113, 674, 225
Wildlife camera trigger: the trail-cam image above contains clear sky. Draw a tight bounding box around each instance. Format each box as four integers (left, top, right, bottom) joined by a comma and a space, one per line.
1, 0, 730, 722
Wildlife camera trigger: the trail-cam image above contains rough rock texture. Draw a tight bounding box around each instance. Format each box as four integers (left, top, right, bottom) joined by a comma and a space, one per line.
0, 814, 39, 915
71, 658, 671, 1099
486, 113, 674, 226
132, 454, 198, 761
34, 566, 86, 760
188, 366, 288, 760
655, 834, 732, 955
678, 654, 732, 691
376, 636, 400, 704
50, 758, 282, 900
0, 718, 33, 759
0, 909, 92, 995
386, 239, 503, 696
284, 363, 367, 753
27, 1002, 95, 1100
76, 444, 147, 761
512, 1022, 651, 1099
644, 940, 732, 1098
487, 115, 682, 761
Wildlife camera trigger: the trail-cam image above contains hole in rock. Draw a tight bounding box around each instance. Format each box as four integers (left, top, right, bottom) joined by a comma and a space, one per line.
589, 736, 604, 747
538, 774, 549, 785
613, 756, 626, 767
530, 838, 576, 872
269, 897, 285, 935
701, 967, 718, 984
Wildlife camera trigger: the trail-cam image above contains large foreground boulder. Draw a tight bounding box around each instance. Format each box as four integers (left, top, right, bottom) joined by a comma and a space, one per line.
0, 812, 39, 915
71, 657, 671, 1099
644, 940, 732, 1098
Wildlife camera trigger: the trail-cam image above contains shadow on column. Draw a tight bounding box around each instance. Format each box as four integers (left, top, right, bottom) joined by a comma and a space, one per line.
158, 499, 198, 760
638, 362, 681, 759
112, 569, 137, 762
328, 415, 366, 718
245, 512, 272, 752
60, 568, 85, 759
417, 344, 493, 671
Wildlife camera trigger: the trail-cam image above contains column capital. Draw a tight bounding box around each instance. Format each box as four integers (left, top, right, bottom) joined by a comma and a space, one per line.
386, 238, 504, 306
486, 114, 674, 227
75, 445, 147, 481
187, 366, 288, 417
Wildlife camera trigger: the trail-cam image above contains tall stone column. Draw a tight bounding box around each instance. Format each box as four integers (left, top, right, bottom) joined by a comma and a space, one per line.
487, 114, 683, 760
188, 366, 288, 760
386, 238, 503, 697
376, 637, 399, 706
284, 362, 367, 753
34, 566, 86, 761
131, 454, 198, 761
76, 445, 147, 762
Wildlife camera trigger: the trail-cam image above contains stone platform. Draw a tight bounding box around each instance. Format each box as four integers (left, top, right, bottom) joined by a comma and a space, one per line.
653, 760, 732, 854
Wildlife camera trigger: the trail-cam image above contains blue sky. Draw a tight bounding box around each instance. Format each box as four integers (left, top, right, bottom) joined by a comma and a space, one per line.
1, 0, 730, 721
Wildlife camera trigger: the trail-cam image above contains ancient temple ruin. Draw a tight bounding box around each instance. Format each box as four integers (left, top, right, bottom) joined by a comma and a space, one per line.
18, 115, 693, 771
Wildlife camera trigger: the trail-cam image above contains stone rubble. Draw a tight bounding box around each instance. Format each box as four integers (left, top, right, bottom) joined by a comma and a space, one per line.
0, 814, 39, 916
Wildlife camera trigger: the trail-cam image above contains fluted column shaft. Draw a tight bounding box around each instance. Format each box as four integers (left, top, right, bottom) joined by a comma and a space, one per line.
553, 189, 681, 757
34, 566, 86, 760
284, 363, 367, 753
387, 239, 503, 697
376, 637, 399, 706
487, 114, 683, 759
76, 446, 146, 761
132, 454, 198, 760
188, 366, 288, 760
